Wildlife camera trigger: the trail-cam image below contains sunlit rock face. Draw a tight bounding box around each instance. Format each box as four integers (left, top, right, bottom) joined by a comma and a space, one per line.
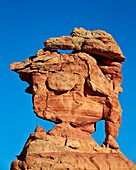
10, 28, 136, 170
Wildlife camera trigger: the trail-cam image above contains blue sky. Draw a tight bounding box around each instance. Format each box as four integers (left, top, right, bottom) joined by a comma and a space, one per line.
0, 0, 136, 169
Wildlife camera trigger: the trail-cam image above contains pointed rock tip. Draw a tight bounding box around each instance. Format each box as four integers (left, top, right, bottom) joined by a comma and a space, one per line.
9, 62, 16, 71
35, 125, 45, 132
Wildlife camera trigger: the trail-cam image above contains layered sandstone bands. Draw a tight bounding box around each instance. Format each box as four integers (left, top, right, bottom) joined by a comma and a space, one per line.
11, 125, 136, 170
10, 28, 136, 169
10, 50, 122, 148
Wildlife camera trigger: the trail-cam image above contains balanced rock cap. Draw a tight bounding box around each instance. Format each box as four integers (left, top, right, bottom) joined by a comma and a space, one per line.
44, 27, 125, 62
10, 27, 125, 75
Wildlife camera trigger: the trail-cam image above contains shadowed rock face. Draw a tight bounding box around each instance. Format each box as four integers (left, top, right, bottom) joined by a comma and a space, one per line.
10, 28, 136, 169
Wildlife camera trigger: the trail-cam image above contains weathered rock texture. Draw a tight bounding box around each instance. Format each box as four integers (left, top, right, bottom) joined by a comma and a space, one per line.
11, 125, 136, 170
10, 28, 136, 169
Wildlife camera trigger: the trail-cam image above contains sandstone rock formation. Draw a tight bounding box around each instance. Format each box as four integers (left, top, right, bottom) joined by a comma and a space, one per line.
11, 125, 136, 170
10, 28, 136, 169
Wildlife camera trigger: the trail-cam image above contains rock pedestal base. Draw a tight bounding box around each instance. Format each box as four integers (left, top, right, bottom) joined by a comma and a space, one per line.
10, 124, 136, 170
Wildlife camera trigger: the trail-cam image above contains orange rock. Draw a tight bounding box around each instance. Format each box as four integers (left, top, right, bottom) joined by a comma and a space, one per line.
10, 125, 136, 170
43, 27, 125, 62
10, 28, 136, 169
10, 30, 124, 148
35, 125, 45, 132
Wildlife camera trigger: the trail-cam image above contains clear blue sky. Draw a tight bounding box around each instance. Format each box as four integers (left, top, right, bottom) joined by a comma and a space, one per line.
0, 0, 136, 169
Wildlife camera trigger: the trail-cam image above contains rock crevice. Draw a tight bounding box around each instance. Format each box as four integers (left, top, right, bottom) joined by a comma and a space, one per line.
10, 27, 136, 170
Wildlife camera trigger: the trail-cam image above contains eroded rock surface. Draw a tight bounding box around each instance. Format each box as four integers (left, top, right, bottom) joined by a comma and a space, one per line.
10, 28, 136, 169
44, 27, 125, 62
11, 125, 136, 170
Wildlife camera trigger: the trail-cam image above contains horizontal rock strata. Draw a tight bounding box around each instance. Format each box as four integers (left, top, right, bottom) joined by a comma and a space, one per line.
10, 28, 136, 169
10, 48, 123, 149
11, 125, 136, 170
